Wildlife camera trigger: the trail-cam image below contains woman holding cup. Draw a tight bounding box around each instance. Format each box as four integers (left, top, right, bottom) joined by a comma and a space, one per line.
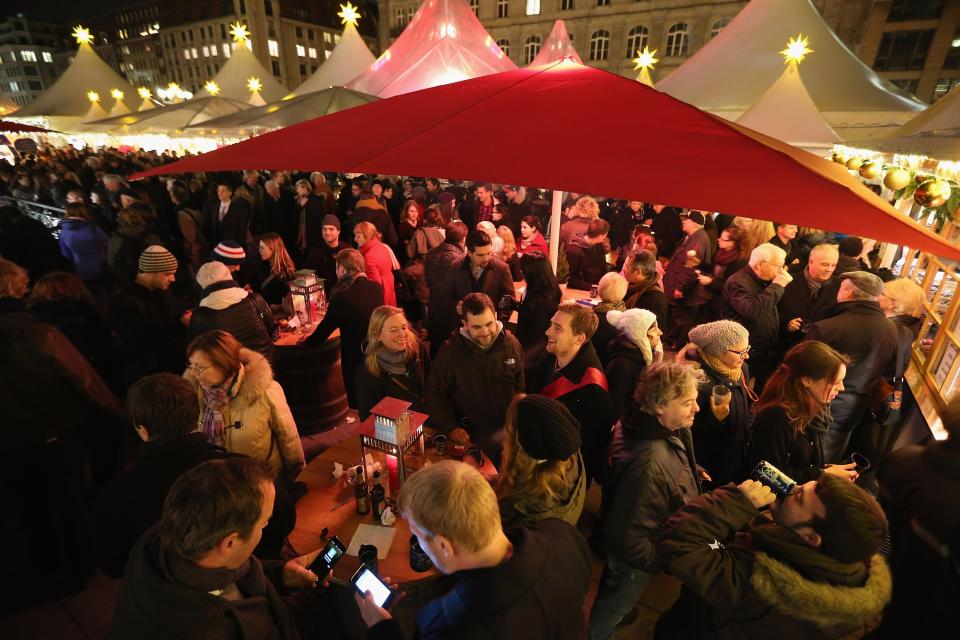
678, 320, 755, 485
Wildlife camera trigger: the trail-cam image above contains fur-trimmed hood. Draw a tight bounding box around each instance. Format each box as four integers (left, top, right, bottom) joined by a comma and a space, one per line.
750, 552, 892, 631
184, 348, 274, 407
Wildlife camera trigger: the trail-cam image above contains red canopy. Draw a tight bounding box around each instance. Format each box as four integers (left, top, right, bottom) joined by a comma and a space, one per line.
132, 59, 960, 261
0, 120, 55, 133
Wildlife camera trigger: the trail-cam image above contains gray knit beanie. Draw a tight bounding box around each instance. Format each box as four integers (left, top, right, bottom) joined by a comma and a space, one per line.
688, 320, 749, 357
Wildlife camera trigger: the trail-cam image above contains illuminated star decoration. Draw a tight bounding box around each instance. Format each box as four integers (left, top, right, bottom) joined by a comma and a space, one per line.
204, 81, 221, 96
229, 22, 251, 44
137, 87, 152, 99
72, 25, 93, 45
247, 77, 263, 93
110, 88, 124, 100
633, 46, 659, 71
86, 90, 100, 103
338, 2, 361, 27
781, 34, 812, 65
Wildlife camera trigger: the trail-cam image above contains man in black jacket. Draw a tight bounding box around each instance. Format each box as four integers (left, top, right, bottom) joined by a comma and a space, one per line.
305, 249, 384, 407
769, 222, 803, 273
567, 218, 611, 290
264, 179, 297, 250
358, 460, 592, 640
112, 458, 322, 639
721, 243, 792, 391
805, 271, 898, 462
530, 303, 615, 484
293, 179, 327, 260
205, 182, 252, 246
643, 203, 683, 258
777, 243, 840, 357
622, 249, 667, 327
303, 214, 351, 293
452, 229, 515, 316
662, 212, 712, 348
425, 221, 467, 356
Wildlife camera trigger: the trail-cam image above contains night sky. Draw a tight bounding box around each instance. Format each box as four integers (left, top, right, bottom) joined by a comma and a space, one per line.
3, 0, 381, 22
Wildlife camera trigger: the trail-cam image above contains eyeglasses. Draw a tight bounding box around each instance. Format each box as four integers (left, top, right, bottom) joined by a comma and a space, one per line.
187, 362, 212, 374
727, 346, 751, 358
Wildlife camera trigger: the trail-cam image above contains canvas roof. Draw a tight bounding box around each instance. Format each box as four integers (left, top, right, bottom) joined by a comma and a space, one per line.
657, 0, 924, 115
293, 22, 377, 95
737, 61, 841, 152
194, 43, 287, 103
529, 20, 581, 66
346, 0, 516, 98
86, 96, 252, 133
15, 41, 135, 118
892, 84, 960, 138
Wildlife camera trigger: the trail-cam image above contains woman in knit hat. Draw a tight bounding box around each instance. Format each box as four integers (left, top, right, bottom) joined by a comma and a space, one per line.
605, 308, 663, 416
496, 394, 586, 530
679, 319, 754, 485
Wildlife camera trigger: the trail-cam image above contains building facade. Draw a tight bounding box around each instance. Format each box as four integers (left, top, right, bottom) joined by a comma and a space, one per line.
858, 0, 960, 103
88, 2, 166, 89
0, 14, 65, 107
377, 0, 873, 82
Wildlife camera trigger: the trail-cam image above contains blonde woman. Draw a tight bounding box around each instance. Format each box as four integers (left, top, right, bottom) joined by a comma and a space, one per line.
497, 225, 523, 281
355, 305, 429, 420
354, 221, 397, 306
253, 233, 296, 306
496, 394, 586, 530
560, 195, 601, 247
184, 330, 305, 482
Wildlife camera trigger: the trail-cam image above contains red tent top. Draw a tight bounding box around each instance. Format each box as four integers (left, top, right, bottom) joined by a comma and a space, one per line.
132, 59, 960, 261
0, 120, 55, 133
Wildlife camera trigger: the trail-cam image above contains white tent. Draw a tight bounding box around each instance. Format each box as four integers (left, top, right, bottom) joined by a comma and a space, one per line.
737, 57, 841, 153
849, 85, 960, 160
293, 21, 377, 96
893, 84, 960, 138
346, 0, 517, 98
193, 41, 287, 103
656, 0, 924, 137
529, 20, 581, 66
13, 29, 135, 130
85, 96, 252, 134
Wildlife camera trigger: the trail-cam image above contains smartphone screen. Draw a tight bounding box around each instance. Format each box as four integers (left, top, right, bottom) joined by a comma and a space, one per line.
310, 537, 345, 574
353, 568, 392, 608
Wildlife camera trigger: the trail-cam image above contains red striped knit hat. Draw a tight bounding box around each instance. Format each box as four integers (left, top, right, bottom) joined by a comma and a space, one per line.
211, 241, 246, 265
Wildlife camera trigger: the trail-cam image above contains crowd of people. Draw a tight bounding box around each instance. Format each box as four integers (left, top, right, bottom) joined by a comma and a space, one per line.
0, 143, 956, 639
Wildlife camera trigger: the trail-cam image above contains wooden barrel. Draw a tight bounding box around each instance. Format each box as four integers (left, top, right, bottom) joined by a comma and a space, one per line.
273, 336, 349, 435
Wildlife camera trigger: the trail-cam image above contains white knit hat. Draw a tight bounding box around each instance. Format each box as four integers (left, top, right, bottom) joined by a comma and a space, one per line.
688, 320, 750, 357
196, 261, 233, 289
607, 308, 658, 365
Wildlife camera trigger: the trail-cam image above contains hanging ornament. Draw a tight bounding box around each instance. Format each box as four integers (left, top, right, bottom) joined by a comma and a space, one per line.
859, 161, 884, 181
845, 157, 863, 170
831, 151, 847, 164
883, 168, 910, 191
914, 179, 951, 208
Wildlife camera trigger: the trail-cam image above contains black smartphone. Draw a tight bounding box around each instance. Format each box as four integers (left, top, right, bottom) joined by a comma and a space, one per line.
351, 566, 394, 608
309, 536, 346, 575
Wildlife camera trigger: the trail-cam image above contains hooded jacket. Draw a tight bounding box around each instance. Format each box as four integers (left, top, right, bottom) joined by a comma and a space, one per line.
188, 281, 274, 361
184, 349, 304, 480
565, 236, 608, 290
368, 519, 592, 640
601, 407, 701, 571
655, 485, 892, 640
425, 324, 524, 448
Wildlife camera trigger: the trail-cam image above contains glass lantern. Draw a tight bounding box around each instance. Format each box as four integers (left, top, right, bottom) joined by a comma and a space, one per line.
289, 269, 325, 324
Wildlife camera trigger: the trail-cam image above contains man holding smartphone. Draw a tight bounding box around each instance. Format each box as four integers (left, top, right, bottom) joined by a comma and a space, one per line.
356, 460, 592, 639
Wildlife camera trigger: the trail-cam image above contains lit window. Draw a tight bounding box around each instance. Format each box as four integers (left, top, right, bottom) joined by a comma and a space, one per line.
184, 49, 191, 60
210, 45, 217, 57
222, 43, 231, 57
335, 34, 340, 43
42, 51, 52, 63
325, 49, 332, 59
666, 23, 689, 57
324, 31, 332, 43
297, 44, 306, 57
589, 30, 609, 61
308, 47, 317, 59
20, 50, 37, 62
625, 26, 648, 59
191, 47, 198, 59
202, 45, 210, 57
525, 0, 539, 15
268, 39, 279, 57
523, 35, 541, 65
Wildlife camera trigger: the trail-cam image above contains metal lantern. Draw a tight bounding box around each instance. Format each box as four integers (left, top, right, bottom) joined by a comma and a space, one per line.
289, 269, 325, 324
359, 397, 428, 495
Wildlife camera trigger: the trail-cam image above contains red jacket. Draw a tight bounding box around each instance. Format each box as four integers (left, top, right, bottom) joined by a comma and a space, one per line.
360, 238, 396, 306
519, 231, 548, 256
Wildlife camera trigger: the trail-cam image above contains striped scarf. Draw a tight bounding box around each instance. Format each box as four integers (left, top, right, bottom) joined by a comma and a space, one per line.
201, 383, 230, 447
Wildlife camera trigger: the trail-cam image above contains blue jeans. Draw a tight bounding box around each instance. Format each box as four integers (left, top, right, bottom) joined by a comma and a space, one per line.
587, 555, 654, 640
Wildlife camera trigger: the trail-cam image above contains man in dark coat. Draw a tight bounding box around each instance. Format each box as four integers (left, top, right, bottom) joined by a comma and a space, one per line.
303, 214, 352, 293
350, 191, 399, 250
293, 179, 327, 259
643, 203, 683, 258
425, 221, 467, 356
305, 249, 384, 407
205, 182, 252, 245
529, 303, 615, 484
112, 458, 322, 639
663, 212, 713, 348
777, 243, 840, 356
721, 243, 792, 391
503, 184, 531, 236
263, 179, 297, 249
452, 229, 515, 318
769, 222, 803, 273
805, 271, 898, 462
566, 219, 611, 290
359, 461, 592, 640
622, 248, 667, 327
425, 293, 524, 461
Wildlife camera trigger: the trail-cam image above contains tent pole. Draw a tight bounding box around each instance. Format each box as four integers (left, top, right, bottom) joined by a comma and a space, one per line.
549, 189, 563, 274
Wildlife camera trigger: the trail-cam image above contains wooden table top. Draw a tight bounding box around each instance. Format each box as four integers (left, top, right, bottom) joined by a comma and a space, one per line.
290, 432, 498, 584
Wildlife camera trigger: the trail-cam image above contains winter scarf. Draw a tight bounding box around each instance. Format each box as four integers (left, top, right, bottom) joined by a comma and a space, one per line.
200, 280, 249, 310
367, 343, 408, 375
595, 300, 626, 314
701, 349, 744, 383
329, 270, 366, 298
200, 382, 230, 447
712, 247, 741, 267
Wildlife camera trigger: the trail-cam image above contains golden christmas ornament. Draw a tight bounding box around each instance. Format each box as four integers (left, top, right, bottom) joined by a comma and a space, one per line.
914, 179, 951, 209
831, 152, 847, 164
883, 168, 910, 191
845, 157, 863, 170
859, 161, 883, 181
